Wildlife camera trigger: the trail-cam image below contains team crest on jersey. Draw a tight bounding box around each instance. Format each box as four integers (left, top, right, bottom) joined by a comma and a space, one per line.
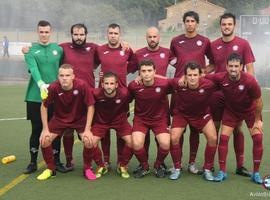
233, 45, 239, 51
115, 99, 121, 104
155, 87, 161, 93
199, 89, 204, 93
196, 40, 202, 46
160, 53, 165, 58
238, 85, 245, 90
73, 90, 79, 95
52, 50, 58, 55
85, 47, 91, 51
120, 51, 125, 56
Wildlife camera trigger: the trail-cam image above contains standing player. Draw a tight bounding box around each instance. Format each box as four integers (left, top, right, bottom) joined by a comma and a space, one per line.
91, 72, 133, 179
129, 26, 176, 173
129, 59, 171, 178
205, 53, 263, 184
170, 11, 213, 174
169, 62, 217, 181
23, 20, 65, 174
37, 64, 96, 180
96, 23, 133, 169
209, 13, 255, 177
59, 23, 99, 170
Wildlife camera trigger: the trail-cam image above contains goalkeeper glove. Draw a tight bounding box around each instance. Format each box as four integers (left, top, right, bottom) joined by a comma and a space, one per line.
37, 80, 49, 100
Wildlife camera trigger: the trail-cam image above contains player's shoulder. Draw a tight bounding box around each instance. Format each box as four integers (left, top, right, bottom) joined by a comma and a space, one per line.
159, 46, 170, 53
154, 77, 170, 86
171, 34, 185, 42
93, 88, 103, 97
196, 34, 210, 42
211, 37, 222, 46
135, 47, 148, 55
200, 77, 215, 87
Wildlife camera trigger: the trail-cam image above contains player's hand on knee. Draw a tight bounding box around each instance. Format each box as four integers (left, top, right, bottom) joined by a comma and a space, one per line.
81, 130, 94, 148
252, 120, 263, 133
40, 130, 52, 147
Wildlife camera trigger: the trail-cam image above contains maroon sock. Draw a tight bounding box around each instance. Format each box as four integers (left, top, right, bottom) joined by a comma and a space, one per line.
179, 135, 184, 160
83, 147, 92, 170
170, 144, 182, 169
63, 134, 74, 165
189, 127, 200, 164
91, 146, 104, 167
117, 136, 125, 164
218, 135, 229, 172
203, 144, 217, 170
121, 145, 133, 167
252, 134, 263, 172
101, 130, 111, 163
134, 148, 149, 170
233, 130, 244, 168
144, 131, 151, 159
42, 145, 55, 170
154, 147, 169, 168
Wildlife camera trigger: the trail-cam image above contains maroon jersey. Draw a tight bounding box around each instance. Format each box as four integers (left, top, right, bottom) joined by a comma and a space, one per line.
128, 77, 171, 121
170, 34, 212, 78
93, 88, 130, 124
129, 46, 175, 76
44, 78, 95, 123
211, 36, 255, 73
206, 72, 261, 116
97, 44, 133, 88
171, 78, 217, 118
60, 42, 99, 88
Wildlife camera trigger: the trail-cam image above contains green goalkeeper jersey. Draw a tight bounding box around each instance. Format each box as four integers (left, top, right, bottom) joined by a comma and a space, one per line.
24, 43, 63, 102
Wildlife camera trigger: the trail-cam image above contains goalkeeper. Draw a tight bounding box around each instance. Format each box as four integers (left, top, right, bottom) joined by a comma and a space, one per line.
23, 20, 65, 174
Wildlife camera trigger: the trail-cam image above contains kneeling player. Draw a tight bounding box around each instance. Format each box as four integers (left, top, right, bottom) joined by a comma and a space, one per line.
169, 62, 217, 181
91, 72, 133, 179
129, 59, 171, 178
37, 64, 96, 180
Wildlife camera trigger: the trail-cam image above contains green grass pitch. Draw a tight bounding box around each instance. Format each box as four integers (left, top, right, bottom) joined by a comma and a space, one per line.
0, 85, 269, 200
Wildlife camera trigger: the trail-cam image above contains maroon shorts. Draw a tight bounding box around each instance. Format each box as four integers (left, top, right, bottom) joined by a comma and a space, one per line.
222, 108, 255, 128
132, 116, 169, 135
209, 91, 225, 122
171, 112, 212, 131
49, 117, 86, 135
91, 120, 132, 138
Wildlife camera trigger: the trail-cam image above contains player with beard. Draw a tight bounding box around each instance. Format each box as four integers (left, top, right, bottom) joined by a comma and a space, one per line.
208, 13, 255, 177
59, 24, 99, 171
96, 23, 134, 172
91, 72, 133, 179
205, 53, 263, 184
129, 26, 176, 174
170, 11, 213, 175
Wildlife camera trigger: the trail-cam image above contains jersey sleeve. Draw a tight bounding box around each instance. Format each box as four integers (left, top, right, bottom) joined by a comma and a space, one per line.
127, 53, 139, 74
243, 41, 255, 65
24, 47, 43, 84
248, 78, 261, 100
93, 43, 100, 69
84, 86, 95, 106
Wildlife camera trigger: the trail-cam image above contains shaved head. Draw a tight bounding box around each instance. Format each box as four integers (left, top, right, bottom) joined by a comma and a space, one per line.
146, 26, 160, 50
146, 26, 159, 37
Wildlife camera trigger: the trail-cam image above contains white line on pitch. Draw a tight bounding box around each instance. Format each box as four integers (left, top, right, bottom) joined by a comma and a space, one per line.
0, 117, 26, 121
